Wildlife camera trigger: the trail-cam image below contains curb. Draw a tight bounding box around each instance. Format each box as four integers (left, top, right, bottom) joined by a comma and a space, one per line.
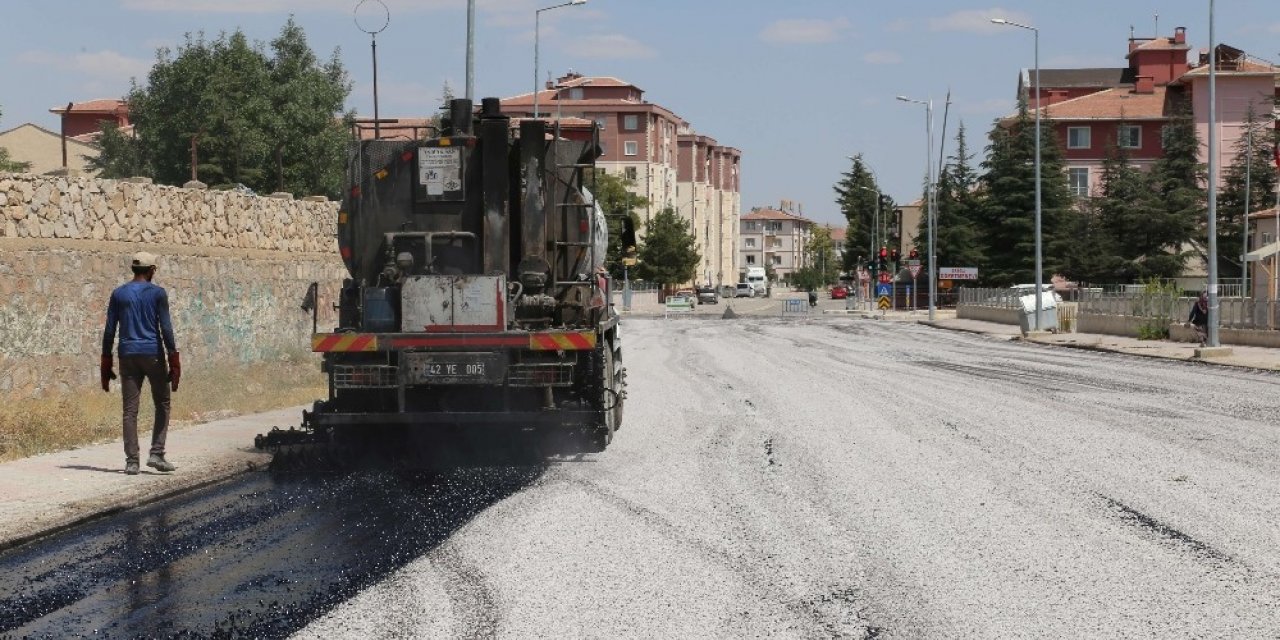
921, 321, 1280, 373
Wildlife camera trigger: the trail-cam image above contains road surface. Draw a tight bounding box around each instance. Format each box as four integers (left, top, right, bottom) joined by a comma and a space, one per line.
2, 316, 1278, 638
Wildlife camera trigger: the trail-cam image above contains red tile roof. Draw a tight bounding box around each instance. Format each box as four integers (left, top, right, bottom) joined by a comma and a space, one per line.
1178, 58, 1277, 78
1024, 86, 1171, 121
49, 99, 127, 114
742, 208, 813, 223
1127, 37, 1191, 56
560, 76, 636, 89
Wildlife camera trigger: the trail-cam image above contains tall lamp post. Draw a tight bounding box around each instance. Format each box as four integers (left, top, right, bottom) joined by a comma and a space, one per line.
1205, 0, 1221, 347
896, 95, 936, 321
533, 0, 587, 119
354, 0, 390, 139
991, 17, 1043, 331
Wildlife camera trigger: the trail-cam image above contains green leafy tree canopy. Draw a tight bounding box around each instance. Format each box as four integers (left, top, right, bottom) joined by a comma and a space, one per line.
101, 18, 350, 198
636, 206, 700, 287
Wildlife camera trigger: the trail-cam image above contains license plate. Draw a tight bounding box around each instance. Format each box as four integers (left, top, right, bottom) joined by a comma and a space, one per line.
403, 352, 506, 385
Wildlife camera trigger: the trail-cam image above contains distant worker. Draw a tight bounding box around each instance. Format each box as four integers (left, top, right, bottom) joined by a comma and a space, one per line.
100, 252, 181, 475
1187, 291, 1209, 346
808, 289, 818, 307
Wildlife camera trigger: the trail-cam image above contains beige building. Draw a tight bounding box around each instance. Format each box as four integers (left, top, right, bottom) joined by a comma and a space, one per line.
501, 73, 742, 287
0, 123, 99, 175
739, 205, 814, 284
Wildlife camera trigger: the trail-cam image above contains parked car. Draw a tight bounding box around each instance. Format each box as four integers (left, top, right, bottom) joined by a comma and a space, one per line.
735, 282, 754, 298
696, 286, 719, 305
830, 285, 849, 300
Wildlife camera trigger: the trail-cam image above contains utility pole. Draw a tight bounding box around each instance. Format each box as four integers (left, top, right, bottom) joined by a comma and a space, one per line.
1207, 0, 1221, 347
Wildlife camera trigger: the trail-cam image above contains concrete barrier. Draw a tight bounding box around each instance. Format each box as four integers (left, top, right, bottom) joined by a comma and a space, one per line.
956, 305, 1020, 325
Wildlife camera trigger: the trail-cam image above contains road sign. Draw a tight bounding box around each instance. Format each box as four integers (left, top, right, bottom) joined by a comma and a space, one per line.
878, 271, 892, 284
875, 284, 891, 297
907, 259, 922, 279
938, 267, 978, 280
877, 296, 891, 310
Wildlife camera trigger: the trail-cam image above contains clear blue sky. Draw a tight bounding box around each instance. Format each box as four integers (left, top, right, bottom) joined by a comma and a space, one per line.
1, 1, 1277, 225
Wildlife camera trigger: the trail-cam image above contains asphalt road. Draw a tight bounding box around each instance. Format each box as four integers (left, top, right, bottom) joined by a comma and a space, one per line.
3, 316, 1279, 638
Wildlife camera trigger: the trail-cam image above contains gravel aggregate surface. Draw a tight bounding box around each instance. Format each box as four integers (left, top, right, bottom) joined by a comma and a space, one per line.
304, 317, 1280, 638
3, 316, 1279, 638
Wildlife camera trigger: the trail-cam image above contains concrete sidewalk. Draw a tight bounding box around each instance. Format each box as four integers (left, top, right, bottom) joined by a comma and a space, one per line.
925, 316, 1280, 371
0, 406, 301, 550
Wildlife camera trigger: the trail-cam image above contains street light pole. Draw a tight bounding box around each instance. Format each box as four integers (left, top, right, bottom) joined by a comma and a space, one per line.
992, 17, 1042, 331
1207, 0, 1221, 346
897, 96, 936, 321
533, 0, 587, 119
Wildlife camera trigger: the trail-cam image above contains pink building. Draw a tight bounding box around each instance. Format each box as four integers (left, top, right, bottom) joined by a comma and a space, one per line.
1007, 28, 1279, 197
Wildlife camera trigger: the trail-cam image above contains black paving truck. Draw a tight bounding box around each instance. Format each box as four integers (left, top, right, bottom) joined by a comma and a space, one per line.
259, 98, 625, 467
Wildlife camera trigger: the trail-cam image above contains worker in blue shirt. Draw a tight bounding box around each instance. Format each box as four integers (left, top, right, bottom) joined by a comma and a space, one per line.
101, 251, 182, 475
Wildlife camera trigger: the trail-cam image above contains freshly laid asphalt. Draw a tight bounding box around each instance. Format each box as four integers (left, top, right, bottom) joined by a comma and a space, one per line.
2, 309, 1279, 637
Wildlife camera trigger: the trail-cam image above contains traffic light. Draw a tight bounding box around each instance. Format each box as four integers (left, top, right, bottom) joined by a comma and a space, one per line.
909, 247, 919, 260
890, 249, 900, 265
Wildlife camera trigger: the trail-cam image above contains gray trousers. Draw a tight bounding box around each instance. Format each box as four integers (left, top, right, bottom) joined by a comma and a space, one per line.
120, 355, 171, 460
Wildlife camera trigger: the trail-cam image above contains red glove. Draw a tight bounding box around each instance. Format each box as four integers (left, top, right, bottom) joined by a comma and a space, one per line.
100, 355, 117, 392
168, 352, 181, 392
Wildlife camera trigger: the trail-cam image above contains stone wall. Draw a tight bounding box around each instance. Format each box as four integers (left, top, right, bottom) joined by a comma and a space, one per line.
0, 173, 346, 397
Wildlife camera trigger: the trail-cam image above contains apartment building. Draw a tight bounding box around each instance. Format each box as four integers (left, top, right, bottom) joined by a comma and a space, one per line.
501, 72, 742, 287
738, 205, 814, 284
1009, 27, 1279, 197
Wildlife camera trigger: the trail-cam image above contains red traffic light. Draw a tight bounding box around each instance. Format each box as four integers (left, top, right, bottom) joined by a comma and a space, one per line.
909, 248, 919, 260
890, 249, 900, 262
879, 246, 888, 259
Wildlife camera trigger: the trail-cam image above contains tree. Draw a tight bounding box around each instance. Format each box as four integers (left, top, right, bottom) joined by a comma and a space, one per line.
264, 18, 351, 196
1217, 105, 1279, 279
976, 99, 1073, 286
0, 106, 31, 172
833, 154, 891, 270
593, 170, 648, 279
792, 226, 838, 290
927, 123, 984, 271
1149, 95, 1205, 278
635, 206, 700, 287
102, 21, 350, 198
87, 123, 146, 178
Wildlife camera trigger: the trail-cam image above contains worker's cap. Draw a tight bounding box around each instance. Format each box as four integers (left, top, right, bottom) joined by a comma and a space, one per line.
131, 251, 158, 268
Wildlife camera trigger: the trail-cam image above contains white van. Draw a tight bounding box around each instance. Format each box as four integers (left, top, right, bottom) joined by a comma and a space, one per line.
745, 267, 770, 298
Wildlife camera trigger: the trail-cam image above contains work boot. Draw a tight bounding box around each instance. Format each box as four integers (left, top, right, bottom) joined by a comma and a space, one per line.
147, 453, 176, 472
125, 459, 140, 475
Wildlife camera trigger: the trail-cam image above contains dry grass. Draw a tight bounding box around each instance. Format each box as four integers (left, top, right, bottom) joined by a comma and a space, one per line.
0, 354, 326, 462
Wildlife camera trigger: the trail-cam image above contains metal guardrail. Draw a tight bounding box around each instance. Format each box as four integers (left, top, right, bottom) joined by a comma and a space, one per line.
1077, 291, 1280, 330
957, 288, 1022, 310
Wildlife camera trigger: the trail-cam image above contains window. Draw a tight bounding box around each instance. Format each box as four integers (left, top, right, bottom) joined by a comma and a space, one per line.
771, 255, 783, 265
745, 238, 756, 248
771, 238, 782, 248
767, 221, 783, 232
1067, 127, 1091, 149
624, 141, 638, 156
624, 166, 637, 180
1068, 167, 1089, 197
746, 255, 756, 265
623, 115, 639, 131
745, 221, 757, 231
1118, 125, 1141, 149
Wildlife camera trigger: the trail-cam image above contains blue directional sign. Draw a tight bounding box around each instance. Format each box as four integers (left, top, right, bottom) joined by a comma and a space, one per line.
875, 284, 891, 297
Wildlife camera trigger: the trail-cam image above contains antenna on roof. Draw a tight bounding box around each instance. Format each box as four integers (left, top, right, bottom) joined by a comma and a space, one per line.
1154, 12, 1159, 37
1129, 24, 1135, 39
